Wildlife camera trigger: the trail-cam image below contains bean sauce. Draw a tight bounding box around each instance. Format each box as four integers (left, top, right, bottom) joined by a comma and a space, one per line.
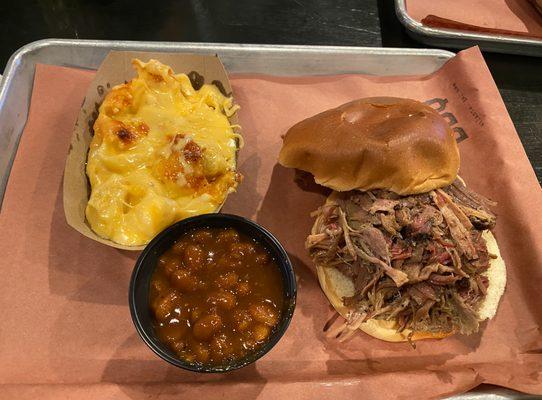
149, 227, 284, 366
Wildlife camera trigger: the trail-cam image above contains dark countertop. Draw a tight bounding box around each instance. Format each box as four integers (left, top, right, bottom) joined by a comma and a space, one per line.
0, 0, 540, 181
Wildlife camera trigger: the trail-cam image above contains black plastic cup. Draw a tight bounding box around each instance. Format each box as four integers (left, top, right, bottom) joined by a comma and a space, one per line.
129, 213, 297, 373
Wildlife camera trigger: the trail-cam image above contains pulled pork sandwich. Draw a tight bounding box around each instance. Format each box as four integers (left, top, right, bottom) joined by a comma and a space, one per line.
278, 97, 506, 343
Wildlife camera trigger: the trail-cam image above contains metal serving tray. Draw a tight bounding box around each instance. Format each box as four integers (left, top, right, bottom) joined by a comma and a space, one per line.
0, 39, 528, 400
395, 0, 542, 57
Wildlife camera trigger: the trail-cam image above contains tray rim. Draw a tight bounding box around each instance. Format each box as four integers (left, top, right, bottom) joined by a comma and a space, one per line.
0, 38, 457, 107
395, 0, 542, 56
1, 37, 457, 75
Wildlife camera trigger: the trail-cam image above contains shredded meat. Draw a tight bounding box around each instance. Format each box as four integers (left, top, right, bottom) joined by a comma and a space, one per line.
412, 300, 436, 325
369, 199, 398, 214
357, 226, 390, 262
428, 273, 461, 286
335, 263, 356, 279
380, 213, 401, 236
408, 282, 437, 303
403, 262, 454, 283
431, 190, 477, 259
443, 179, 496, 230
307, 181, 496, 337
405, 205, 442, 238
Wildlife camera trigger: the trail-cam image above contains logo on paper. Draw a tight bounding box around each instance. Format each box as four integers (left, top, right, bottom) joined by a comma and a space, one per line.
425, 98, 468, 143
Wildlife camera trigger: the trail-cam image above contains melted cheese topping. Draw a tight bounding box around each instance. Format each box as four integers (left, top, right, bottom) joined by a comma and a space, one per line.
86, 59, 240, 246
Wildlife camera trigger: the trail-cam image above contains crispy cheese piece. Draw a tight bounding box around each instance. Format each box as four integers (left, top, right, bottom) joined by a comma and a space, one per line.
86, 59, 240, 246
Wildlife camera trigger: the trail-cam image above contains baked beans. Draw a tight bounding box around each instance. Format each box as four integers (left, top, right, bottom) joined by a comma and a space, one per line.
149, 227, 284, 366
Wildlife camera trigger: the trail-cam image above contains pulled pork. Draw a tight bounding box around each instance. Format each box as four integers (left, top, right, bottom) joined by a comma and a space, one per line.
307, 178, 496, 336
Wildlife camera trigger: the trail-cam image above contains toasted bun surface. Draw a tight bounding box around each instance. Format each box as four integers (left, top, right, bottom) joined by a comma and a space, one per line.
477, 228, 507, 321
316, 192, 506, 342
279, 97, 460, 195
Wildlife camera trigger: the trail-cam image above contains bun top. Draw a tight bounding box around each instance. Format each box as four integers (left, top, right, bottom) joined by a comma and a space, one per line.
278, 97, 460, 195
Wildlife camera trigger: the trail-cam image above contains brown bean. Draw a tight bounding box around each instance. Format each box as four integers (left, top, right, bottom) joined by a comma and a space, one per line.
190, 306, 203, 323
159, 256, 181, 276
170, 340, 186, 354
171, 240, 188, 255
249, 303, 279, 327
192, 229, 213, 243
192, 341, 211, 363
210, 334, 233, 360
170, 269, 198, 292
242, 338, 257, 351
204, 252, 216, 266
216, 228, 240, 244
216, 272, 239, 289
233, 309, 252, 332
197, 278, 209, 291
193, 314, 223, 341
229, 242, 257, 260
153, 291, 181, 322
183, 244, 204, 270
208, 289, 237, 310
254, 252, 269, 265
216, 255, 240, 270
160, 321, 187, 343
252, 323, 270, 342
151, 276, 168, 294
236, 281, 251, 296
178, 303, 191, 319
207, 305, 219, 316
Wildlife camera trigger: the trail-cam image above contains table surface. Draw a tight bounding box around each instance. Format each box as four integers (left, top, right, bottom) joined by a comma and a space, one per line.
0, 0, 540, 183
0, 2, 539, 399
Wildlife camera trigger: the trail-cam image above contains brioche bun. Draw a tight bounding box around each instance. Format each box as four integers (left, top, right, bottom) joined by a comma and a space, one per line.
317, 192, 506, 342
278, 97, 459, 195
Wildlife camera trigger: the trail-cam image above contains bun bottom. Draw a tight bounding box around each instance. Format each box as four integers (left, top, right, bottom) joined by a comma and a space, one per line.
316, 229, 506, 342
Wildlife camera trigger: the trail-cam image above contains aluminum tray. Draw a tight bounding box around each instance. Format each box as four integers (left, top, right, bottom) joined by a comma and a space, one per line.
395, 0, 542, 57
0, 39, 528, 400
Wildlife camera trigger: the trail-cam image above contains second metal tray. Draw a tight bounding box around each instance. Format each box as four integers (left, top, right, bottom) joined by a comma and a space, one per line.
395, 0, 542, 57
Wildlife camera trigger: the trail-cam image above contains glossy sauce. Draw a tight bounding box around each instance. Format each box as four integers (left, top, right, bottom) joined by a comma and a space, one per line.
149, 227, 284, 366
